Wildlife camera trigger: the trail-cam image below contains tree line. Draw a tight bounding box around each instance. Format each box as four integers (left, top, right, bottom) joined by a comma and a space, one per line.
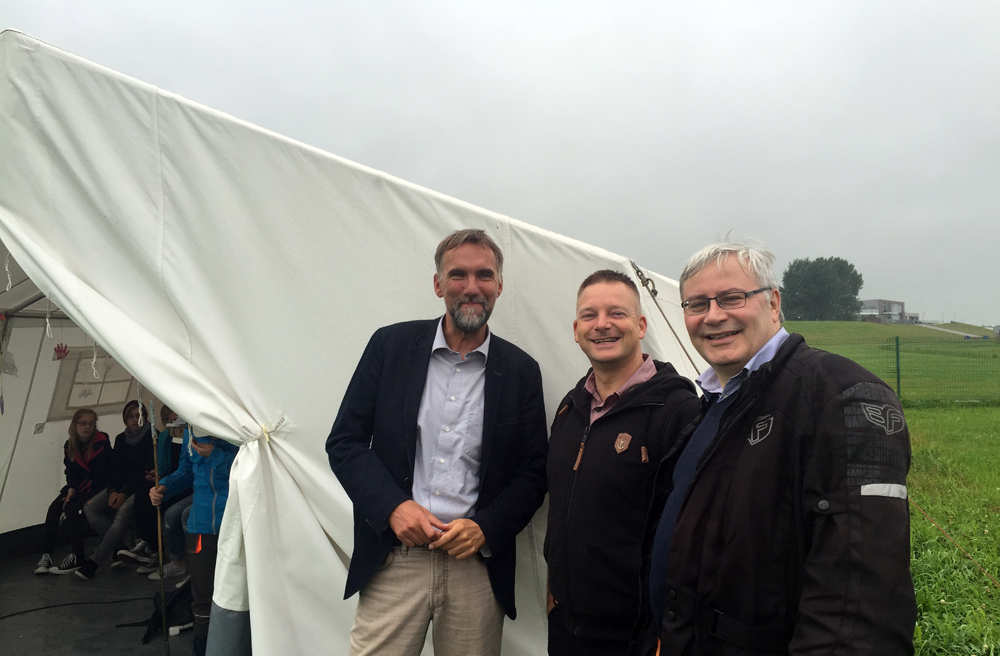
781, 257, 864, 321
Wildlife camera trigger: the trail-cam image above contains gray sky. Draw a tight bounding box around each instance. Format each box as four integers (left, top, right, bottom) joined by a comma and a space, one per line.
5, 1, 999, 325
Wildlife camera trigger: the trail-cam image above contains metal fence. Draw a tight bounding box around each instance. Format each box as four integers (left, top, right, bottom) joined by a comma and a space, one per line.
807, 337, 1000, 407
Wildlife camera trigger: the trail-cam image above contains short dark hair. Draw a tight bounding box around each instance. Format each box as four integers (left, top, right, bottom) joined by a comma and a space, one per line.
122, 400, 149, 424
577, 269, 640, 301
434, 229, 504, 278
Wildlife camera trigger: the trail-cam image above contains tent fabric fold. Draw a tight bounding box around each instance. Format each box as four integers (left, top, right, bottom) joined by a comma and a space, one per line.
0, 30, 704, 655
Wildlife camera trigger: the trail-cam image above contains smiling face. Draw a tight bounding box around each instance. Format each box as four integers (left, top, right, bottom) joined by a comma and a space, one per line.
434, 243, 503, 334
682, 256, 781, 384
574, 281, 647, 371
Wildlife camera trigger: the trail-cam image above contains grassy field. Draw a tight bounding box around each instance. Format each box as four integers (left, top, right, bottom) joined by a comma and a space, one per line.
785, 321, 969, 341
782, 322, 1000, 406
907, 407, 1000, 654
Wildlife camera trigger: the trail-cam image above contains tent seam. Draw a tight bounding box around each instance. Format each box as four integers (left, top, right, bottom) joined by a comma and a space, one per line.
152, 88, 193, 361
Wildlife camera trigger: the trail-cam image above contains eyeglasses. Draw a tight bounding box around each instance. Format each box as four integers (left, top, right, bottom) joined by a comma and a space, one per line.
681, 287, 771, 316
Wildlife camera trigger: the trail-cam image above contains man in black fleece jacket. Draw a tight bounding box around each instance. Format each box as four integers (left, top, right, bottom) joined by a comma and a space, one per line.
545, 270, 700, 656
78, 400, 155, 579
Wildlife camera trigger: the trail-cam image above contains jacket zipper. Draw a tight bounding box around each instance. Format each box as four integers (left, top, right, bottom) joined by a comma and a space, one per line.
209, 462, 218, 532
562, 397, 664, 634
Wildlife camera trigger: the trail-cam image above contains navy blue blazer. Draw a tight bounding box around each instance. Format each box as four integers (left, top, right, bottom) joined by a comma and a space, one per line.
326, 318, 548, 619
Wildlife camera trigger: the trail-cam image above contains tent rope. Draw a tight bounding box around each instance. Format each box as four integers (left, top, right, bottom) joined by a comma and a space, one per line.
628, 260, 700, 374
91, 342, 99, 379
908, 495, 1000, 590
45, 299, 52, 339
4, 253, 10, 292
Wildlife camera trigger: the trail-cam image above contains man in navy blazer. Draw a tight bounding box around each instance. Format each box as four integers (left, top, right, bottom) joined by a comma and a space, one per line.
327, 229, 548, 656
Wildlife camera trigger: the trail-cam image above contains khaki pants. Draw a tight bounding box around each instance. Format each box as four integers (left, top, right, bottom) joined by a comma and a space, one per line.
349, 546, 505, 656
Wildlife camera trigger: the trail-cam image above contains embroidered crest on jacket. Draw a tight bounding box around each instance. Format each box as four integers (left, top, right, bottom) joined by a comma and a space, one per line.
860, 402, 906, 435
748, 415, 773, 445
614, 433, 632, 454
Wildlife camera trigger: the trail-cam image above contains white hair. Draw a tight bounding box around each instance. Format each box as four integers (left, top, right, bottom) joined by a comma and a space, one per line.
679, 241, 781, 308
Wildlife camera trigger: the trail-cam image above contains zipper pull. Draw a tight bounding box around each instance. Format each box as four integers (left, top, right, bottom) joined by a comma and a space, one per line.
573, 426, 591, 471
641, 446, 649, 463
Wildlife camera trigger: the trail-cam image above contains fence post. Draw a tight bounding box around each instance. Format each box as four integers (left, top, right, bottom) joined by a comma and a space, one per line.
894, 336, 901, 399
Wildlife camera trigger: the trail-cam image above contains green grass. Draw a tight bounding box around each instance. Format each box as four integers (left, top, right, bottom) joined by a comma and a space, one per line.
782, 322, 1000, 406
785, 321, 968, 341
907, 407, 1000, 655
939, 323, 998, 338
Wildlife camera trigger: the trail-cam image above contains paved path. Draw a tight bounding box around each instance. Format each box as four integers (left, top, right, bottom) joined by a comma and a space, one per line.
916, 324, 984, 338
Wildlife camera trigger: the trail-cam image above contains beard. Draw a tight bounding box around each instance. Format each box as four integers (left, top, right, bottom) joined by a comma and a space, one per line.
449, 294, 492, 333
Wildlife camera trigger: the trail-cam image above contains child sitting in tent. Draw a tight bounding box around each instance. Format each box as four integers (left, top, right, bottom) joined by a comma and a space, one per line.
150, 422, 237, 656
36, 408, 112, 575
75, 400, 154, 580
144, 404, 193, 584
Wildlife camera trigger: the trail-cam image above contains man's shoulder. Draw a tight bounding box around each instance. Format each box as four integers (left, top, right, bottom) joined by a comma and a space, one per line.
374, 318, 438, 339
773, 334, 895, 402
487, 332, 540, 369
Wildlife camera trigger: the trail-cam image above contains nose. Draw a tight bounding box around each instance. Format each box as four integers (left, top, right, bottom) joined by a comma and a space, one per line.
703, 298, 729, 323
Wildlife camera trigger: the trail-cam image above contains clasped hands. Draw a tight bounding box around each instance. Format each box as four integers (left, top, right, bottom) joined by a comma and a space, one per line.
388, 500, 485, 560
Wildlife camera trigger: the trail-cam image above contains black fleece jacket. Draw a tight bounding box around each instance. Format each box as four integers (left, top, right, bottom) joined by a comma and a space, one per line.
545, 360, 699, 642
107, 424, 154, 497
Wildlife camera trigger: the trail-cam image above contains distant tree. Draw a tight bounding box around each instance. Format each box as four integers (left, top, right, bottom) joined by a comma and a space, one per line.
781, 257, 864, 321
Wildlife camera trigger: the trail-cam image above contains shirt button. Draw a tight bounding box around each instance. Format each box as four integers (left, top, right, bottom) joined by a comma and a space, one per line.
434, 491, 440, 496
439, 459, 445, 464
456, 368, 461, 373
444, 427, 450, 432
450, 396, 456, 401
666, 589, 677, 600
665, 611, 676, 622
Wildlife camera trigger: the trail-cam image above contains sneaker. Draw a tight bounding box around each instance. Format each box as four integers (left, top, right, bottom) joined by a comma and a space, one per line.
110, 558, 126, 571
148, 561, 186, 581
75, 559, 99, 581
34, 553, 53, 574
48, 553, 80, 574
136, 563, 159, 574
117, 539, 153, 565
175, 574, 191, 589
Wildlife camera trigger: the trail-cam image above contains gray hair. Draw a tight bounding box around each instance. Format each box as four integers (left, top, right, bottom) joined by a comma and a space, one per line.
434, 229, 504, 278
679, 241, 780, 304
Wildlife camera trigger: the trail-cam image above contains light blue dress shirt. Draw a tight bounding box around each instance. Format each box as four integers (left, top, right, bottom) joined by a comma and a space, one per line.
412, 318, 491, 524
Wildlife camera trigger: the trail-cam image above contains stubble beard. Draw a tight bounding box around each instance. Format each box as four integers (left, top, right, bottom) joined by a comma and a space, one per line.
450, 294, 492, 334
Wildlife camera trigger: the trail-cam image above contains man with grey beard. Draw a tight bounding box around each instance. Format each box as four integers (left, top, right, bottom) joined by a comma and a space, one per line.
327, 229, 549, 656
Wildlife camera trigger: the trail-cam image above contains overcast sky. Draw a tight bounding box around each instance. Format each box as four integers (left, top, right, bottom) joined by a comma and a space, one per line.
5, 2, 999, 325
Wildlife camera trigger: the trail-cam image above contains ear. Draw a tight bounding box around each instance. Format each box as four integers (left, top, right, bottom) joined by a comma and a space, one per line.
573, 319, 580, 344
433, 273, 444, 299
638, 314, 647, 339
769, 288, 781, 322
497, 276, 503, 297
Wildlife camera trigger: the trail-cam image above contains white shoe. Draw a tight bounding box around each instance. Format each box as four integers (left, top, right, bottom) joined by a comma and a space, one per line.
34, 553, 53, 574
148, 562, 187, 581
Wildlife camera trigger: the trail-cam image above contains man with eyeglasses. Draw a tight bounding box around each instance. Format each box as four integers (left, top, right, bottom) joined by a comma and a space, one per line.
649, 241, 916, 655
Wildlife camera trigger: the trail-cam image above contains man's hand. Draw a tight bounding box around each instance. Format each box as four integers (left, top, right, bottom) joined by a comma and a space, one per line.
108, 491, 126, 509
192, 440, 214, 457
144, 469, 157, 482
428, 518, 485, 560
149, 484, 166, 507
388, 500, 447, 547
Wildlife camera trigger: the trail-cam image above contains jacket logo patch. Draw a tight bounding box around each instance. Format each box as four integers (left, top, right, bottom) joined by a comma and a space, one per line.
860, 403, 906, 435
614, 433, 632, 454
748, 415, 773, 445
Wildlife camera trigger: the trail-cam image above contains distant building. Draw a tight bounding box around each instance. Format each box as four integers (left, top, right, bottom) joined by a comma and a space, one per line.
905, 313, 920, 324
860, 299, 909, 324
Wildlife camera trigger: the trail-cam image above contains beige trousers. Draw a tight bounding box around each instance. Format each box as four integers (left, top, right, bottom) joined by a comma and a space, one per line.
349, 546, 505, 656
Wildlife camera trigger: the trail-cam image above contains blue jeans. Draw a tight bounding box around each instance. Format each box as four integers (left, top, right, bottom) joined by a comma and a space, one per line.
163, 495, 193, 561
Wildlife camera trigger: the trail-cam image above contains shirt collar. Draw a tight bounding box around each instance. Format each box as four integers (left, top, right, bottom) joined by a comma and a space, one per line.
584, 353, 655, 403
696, 327, 790, 398
432, 316, 491, 362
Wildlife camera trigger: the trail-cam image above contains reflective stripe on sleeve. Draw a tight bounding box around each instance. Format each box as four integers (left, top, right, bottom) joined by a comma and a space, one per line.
859, 483, 907, 499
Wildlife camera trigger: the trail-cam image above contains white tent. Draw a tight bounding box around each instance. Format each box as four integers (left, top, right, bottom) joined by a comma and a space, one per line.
0, 30, 705, 655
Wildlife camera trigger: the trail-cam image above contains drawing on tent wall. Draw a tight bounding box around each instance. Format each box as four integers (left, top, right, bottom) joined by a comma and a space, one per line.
48, 346, 137, 421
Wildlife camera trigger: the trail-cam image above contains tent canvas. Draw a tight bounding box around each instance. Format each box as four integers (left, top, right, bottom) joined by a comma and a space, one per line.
0, 30, 705, 654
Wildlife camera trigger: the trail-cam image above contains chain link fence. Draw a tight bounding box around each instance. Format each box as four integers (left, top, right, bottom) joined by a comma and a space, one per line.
807, 337, 1000, 407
